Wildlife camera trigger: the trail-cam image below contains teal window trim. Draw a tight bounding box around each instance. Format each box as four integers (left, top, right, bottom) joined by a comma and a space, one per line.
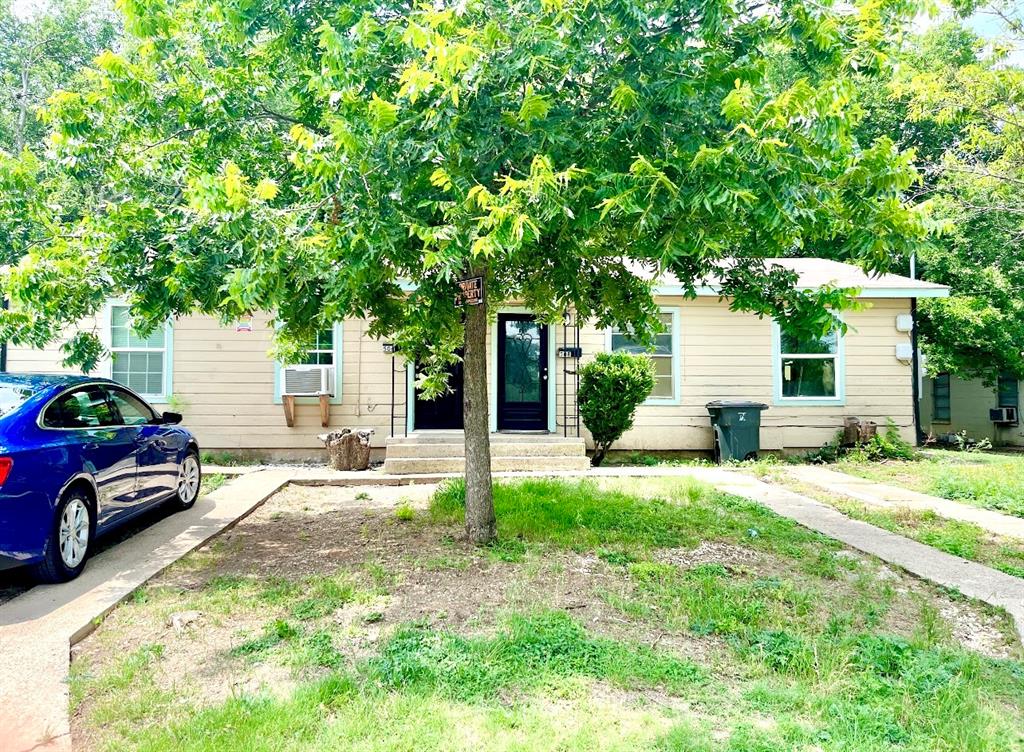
103, 301, 174, 404
771, 319, 846, 407
932, 372, 951, 422
273, 322, 344, 405
604, 307, 681, 406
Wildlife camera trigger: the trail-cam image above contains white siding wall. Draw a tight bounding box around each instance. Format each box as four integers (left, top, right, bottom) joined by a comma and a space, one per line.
561, 297, 914, 451
6, 297, 915, 457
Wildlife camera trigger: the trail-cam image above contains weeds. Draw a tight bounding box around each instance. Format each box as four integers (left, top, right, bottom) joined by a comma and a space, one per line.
394, 501, 416, 522
200, 473, 227, 496
430, 477, 832, 563
230, 619, 301, 657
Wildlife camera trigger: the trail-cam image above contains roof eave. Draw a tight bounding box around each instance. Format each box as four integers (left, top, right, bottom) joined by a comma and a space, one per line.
653, 285, 949, 299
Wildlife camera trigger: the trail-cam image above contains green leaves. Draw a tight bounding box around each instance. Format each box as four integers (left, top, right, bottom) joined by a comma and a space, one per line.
609, 81, 639, 113
578, 352, 656, 465
0, 0, 927, 378
517, 84, 550, 129
852, 18, 1024, 380
367, 93, 399, 132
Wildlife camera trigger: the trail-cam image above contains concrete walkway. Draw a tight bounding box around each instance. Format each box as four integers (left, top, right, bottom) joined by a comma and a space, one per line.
3, 464, 1024, 752
693, 468, 1024, 644
784, 465, 1024, 542
0, 470, 295, 752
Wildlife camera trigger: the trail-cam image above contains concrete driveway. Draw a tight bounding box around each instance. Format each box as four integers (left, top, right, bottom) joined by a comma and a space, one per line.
0, 470, 295, 752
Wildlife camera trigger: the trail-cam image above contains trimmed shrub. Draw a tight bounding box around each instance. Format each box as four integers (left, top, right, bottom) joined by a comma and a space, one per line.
578, 352, 655, 466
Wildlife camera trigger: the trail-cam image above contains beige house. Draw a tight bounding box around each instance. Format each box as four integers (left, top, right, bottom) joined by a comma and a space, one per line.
5, 259, 948, 464
922, 372, 1024, 447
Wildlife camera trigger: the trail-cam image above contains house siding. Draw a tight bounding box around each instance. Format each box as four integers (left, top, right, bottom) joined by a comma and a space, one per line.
921, 374, 1024, 446
5, 297, 915, 458
571, 297, 914, 451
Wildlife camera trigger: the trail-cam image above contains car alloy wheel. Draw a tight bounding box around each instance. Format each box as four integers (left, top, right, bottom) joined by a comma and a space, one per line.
179, 454, 200, 503
59, 498, 90, 569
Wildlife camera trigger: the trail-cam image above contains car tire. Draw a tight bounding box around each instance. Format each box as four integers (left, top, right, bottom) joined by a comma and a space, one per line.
174, 449, 202, 510
31, 489, 94, 583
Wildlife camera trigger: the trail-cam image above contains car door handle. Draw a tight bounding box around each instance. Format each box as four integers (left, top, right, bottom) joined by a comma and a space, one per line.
83, 442, 99, 451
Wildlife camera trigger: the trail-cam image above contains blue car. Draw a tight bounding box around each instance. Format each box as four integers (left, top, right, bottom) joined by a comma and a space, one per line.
0, 374, 201, 582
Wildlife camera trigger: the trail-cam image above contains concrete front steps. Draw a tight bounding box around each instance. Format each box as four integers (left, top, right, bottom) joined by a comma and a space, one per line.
382, 432, 590, 474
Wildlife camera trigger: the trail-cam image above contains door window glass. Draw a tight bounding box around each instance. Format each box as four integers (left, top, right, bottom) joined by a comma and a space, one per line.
0, 385, 34, 417
107, 388, 158, 426
503, 319, 542, 402
43, 386, 118, 428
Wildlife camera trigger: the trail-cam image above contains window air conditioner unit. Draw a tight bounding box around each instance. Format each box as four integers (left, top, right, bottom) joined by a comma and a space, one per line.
282, 365, 335, 397
990, 407, 1018, 425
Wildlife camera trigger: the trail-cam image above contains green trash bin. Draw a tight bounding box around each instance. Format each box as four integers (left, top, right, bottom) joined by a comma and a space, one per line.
706, 401, 768, 463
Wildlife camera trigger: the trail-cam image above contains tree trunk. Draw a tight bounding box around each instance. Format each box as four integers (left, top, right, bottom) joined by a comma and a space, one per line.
591, 442, 609, 467
462, 280, 496, 544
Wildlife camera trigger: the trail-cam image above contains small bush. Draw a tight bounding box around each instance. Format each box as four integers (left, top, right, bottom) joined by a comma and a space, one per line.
577, 352, 655, 466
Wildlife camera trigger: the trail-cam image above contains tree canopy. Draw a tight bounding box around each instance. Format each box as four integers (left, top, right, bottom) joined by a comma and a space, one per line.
0, 0, 928, 366
0, 0, 930, 540
851, 13, 1024, 383
0, 0, 118, 313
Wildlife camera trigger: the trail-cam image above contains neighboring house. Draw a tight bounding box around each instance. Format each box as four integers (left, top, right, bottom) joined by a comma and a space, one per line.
922, 372, 1024, 446
4, 259, 948, 462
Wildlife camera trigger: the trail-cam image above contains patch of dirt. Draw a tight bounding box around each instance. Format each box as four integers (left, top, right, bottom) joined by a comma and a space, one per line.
654, 541, 771, 572
939, 599, 1018, 659
71, 482, 1022, 750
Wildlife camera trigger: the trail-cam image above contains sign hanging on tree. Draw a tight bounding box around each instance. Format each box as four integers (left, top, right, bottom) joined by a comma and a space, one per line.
455, 276, 484, 306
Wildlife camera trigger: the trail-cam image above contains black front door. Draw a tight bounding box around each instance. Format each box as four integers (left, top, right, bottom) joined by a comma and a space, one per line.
414, 354, 464, 430
498, 314, 548, 431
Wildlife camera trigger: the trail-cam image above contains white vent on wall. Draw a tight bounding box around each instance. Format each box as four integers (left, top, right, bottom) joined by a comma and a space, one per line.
283, 365, 335, 397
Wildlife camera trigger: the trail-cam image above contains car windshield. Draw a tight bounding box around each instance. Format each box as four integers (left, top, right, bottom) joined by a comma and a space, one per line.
0, 384, 35, 417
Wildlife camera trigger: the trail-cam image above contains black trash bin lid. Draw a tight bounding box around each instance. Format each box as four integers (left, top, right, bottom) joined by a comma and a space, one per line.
705, 400, 768, 410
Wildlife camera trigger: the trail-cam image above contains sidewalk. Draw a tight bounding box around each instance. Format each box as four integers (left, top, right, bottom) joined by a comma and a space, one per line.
783, 464, 1024, 542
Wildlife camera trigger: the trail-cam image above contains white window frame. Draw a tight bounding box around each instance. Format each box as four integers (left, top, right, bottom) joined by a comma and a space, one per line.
771, 319, 846, 406
100, 300, 174, 403
605, 307, 681, 406
273, 322, 344, 405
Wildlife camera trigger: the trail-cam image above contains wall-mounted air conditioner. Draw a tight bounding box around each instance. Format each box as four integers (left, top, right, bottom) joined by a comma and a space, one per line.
990, 407, 1018, 425
283, 365, 335, 397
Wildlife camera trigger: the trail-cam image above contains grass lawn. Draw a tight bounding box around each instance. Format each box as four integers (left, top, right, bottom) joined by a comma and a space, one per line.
766, 473, 1024, 580
836, 450, 1024, 518
69, 478, 1024, 752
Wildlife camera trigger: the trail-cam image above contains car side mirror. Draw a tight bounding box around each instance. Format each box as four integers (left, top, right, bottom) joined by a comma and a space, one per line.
161, 411, 183, 425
